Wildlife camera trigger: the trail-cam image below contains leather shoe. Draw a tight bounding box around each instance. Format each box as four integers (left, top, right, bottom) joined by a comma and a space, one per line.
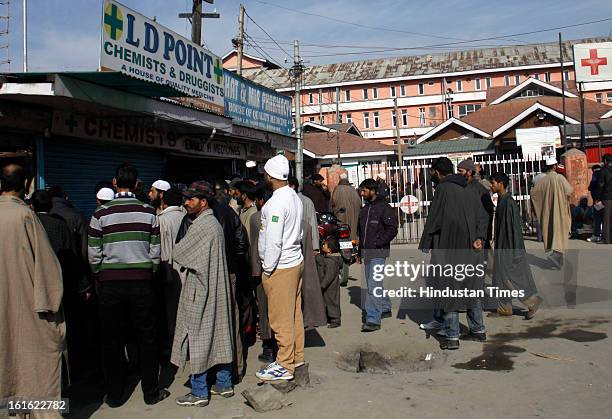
361, 322, 381, 332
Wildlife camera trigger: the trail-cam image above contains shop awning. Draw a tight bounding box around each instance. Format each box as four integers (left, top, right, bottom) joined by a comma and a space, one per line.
0, 72, 232, 132
1, 71, 192, 99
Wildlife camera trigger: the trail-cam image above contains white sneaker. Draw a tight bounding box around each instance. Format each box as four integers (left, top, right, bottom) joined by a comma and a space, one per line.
255, 361, 294, 381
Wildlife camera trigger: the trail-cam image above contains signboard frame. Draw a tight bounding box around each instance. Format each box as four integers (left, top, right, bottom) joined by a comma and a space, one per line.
573, 42, 612, 83
224, 70, 292, 136
100, 0, 224, 113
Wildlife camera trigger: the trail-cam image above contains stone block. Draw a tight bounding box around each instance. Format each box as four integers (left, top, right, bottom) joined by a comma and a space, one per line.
241, 385, 290, 413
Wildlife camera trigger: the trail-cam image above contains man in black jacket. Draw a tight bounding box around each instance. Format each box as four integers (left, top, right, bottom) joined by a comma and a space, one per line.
598, 154, 612, 244
588, 165, 603, 242
418, 157, 485, 350
357, 178, 398, 332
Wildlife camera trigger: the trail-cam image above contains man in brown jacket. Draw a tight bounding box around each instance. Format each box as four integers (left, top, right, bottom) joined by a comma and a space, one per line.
0, 164, 65, 415
330, 173, 362, 285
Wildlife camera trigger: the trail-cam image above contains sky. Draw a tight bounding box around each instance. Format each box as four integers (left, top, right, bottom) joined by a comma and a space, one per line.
1, 0, 612, 72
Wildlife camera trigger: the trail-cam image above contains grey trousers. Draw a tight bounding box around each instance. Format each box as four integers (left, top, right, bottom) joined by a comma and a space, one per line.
255, 278, 272, 340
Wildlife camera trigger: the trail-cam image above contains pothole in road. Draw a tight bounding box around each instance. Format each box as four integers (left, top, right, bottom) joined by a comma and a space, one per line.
337, 345, 448, 374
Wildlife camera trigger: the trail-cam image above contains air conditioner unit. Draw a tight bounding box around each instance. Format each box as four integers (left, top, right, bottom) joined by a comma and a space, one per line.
407, 138, 417, 148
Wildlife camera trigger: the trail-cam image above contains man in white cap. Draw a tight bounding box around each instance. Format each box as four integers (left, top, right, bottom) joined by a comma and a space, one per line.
96, 187, 115, 207
376, 172, 390, 202
531, 156, 573, 268
149, 180, 171, 213
256, 155, 305, 381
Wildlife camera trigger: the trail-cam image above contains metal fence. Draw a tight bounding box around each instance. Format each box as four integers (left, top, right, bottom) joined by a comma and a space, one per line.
356, 153, 546, 244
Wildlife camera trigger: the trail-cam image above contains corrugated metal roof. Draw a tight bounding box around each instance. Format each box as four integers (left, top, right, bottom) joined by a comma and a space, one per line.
242, 37, 612, 90
403, 138, 495, 157
562, 119, 612, 139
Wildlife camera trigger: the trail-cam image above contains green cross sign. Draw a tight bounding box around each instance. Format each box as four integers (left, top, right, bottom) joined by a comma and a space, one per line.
104, 3, 123, 41
65, 114, 78, 132
213, 58, 224, 84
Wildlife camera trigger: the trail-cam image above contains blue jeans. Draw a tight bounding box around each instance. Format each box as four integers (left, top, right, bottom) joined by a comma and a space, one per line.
364, 258, 392, 325
425, 302, 485, 340
190, 363, 232, 397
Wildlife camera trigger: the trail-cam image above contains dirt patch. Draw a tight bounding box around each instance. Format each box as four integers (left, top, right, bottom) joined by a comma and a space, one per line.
337, 344, 447, 374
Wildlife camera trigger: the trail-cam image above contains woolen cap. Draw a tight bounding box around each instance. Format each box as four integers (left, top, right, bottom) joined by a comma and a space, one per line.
152, 180, 171, 191
264, 155, 290, 180
96, 187, 115, 201
545, 156, 558, 166
457, 159, 476, 172
183, 181, 214, 199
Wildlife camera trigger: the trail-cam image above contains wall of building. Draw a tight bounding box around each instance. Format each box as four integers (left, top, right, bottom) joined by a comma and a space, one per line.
288, 65, 611, 143
224, 53, 267, 70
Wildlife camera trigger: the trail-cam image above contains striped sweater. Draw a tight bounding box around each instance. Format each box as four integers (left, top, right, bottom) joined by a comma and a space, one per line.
88, 192, 160, 281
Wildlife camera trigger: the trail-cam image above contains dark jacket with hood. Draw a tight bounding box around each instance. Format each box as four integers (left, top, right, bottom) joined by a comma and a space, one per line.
598, 163, 612, 201
357, 196, 398, 258
50, 197, 88, 261
589, 169, 602, 202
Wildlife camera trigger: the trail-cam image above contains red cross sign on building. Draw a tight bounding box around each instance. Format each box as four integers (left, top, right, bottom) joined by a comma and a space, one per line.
574, 42, 612, 83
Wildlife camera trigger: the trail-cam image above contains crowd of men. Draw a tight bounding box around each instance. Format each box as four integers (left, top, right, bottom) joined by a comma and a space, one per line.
0, 151, 599, 410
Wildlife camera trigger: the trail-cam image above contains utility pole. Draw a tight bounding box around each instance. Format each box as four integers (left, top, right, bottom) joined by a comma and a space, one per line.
336, 86, 341, 164
290, 40, 304, 188
394, 97, 402, 167
178, 0, 220, 45
236, 4, 245, 75
559, 32, 568, 149
23, 0, 27, 72
579, 82, 586, 150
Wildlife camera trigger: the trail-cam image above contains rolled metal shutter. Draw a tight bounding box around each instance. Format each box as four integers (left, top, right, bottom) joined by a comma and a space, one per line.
44, 139, 164, 218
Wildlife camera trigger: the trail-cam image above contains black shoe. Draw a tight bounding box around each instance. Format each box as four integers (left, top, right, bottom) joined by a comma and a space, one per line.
460, 331, 487, 342
258, 349, 275, 363
144, 389, 171, 405
103, 395, 123, 408
381, 311, 392, 319
328, 322, 341, 328
439, 339, 460, 350
340, 282, 348, 287
361, 322, 381, 332
175, 392, 209, 407
210, 385, 234, 398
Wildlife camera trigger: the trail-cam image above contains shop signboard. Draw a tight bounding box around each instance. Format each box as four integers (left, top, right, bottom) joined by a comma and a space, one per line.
51, 111, 248, 159
100, 0, 224, 113
573, 42, 612, 83
224, 70, 292, 136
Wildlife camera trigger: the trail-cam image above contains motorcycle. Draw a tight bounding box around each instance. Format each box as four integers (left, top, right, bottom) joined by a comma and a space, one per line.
317, 211, 358, 264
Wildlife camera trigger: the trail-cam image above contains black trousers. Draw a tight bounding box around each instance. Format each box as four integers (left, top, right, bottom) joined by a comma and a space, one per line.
604, 200, 612, 244
98, 280, 159, 402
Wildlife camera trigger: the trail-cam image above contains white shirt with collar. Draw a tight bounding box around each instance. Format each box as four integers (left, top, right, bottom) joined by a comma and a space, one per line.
258, 185, 304, 275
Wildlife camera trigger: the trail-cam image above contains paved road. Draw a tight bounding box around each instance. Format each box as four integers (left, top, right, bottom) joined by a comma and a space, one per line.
67, 240, 612, 419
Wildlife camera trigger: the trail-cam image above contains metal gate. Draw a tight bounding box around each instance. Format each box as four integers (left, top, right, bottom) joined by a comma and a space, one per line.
357, 153, 546, 244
